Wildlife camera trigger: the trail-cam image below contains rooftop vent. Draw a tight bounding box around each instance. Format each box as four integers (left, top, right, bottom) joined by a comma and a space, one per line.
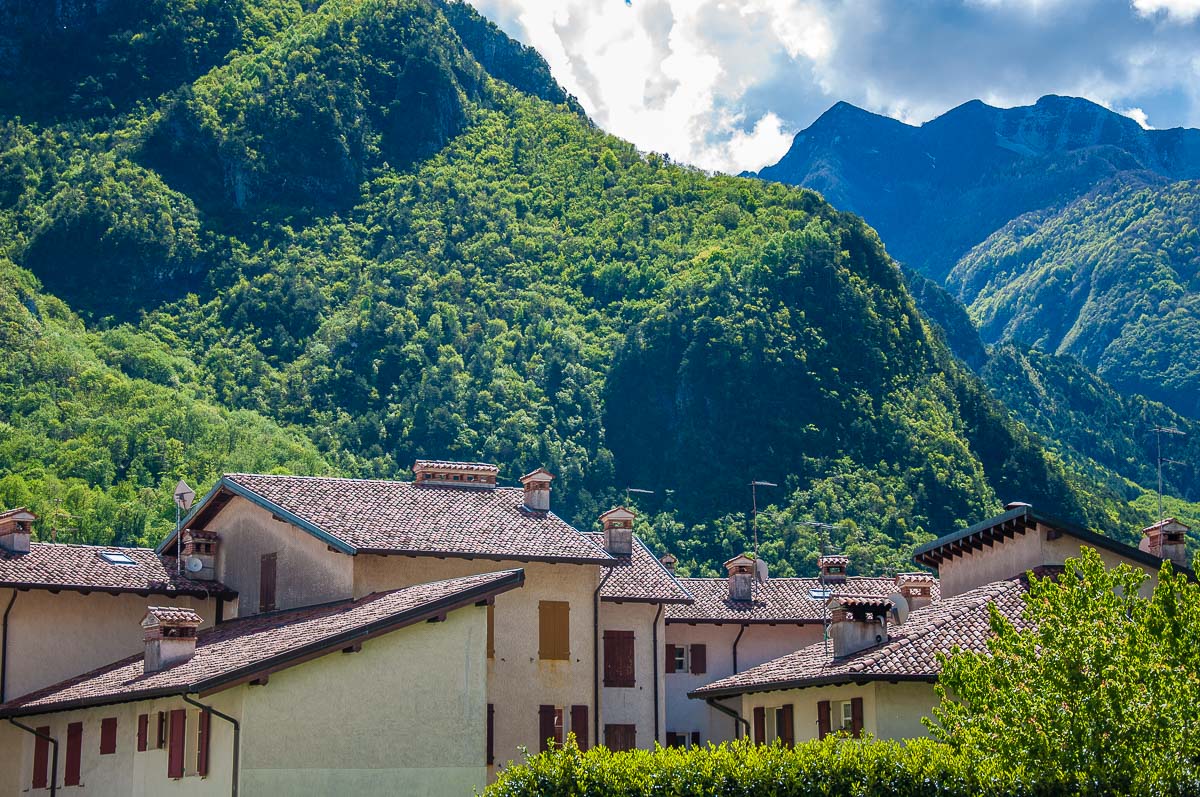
818, 554, 850, 585
519, 468, 554, 513
894, 572, 936, 611
142, 607, 202, 673
724, 554, 755, 602
0, 508, 36, 555
181, 529, 221, 581
1140, 517, 1190, 570
413, 460, 499, 489
660, 553, 678, 573
599, 506, 636, 556
827, 595, 892, 658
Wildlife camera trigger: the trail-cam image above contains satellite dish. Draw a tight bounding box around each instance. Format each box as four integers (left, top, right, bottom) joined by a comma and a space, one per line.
186, 556, 205, 574
887, 592, 910, 626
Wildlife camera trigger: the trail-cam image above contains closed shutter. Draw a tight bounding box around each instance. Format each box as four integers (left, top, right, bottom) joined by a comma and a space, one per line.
604, 724, 637, 752
753, 707, 766, 744
487, 704, 495, 765
538, 601, 570, 660
570, 705, 589, 750
850, 697, 864, 737
65, 721, 82, 786
32, 726, 50, 789
689, 644, 707, 674
603, 630, 635, 687
259, 552, 277, 612
168, 709, 186, 779
779, 704, 795, 747
664, 645, 676, 673
538, 705, 556, 753
137, 714, 149, 752
665, 732, 680, 747
100, 716, 118, 754
690, 731, 701, 747
197, 709, 211, 777
487, 603, 495, 659
817, 700, 831, 739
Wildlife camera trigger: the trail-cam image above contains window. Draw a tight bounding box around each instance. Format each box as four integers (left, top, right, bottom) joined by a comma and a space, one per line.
100, 550, 137, 566
32, 726, 50, 789
259, 552, 277, 612
604, 723, 637, 752
65, 721, 82, 786
538, 705, 564, 752
665, 644, 703, 674
137, 714, 149, 752
808, 588, 832, 600
839, 700, 854, 732
100, 716, 118, 755
486, 603, 495, 659
603, 630, 635, 687
670, 645, 687, 673
667, 731, 702, 748
168, 709, 186, 779
538, 601, 570, 660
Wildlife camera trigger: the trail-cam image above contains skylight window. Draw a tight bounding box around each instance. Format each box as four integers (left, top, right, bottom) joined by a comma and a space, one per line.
99, 551, 137, 566
809, 588, 832, 600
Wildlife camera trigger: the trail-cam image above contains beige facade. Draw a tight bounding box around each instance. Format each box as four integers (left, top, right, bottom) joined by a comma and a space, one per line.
738, 680, 936, 743
598, 601, 666, 749
0, 603, 489, 797
1, 588, 223, 702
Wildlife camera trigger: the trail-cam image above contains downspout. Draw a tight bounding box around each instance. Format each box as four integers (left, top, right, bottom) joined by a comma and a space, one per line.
2, 589, 16, 702
183, 695, 239, 797
706, 697, 750, 740
592, 567, 614, 747
651, 603, 663, 745
732, 623, 747, 675
9, 718, 57, 797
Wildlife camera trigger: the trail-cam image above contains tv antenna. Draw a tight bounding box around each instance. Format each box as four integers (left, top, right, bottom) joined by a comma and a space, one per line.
1152, 427, 1185, 527
173, 479, 196, 577
749, 481, 777, 596
625, 487, 654, 503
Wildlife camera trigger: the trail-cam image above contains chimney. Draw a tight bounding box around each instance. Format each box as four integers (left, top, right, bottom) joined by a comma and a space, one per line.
0, 508, 36, 555
1140, 518, 1191, 570
142, 607, 202, 673
895, 572, 936, 612
827, 595, 892, 658
818, 554, 850, 585
724, 554, 755, 601
413, 460, 499, 488
660, 553, 678, 573
519, 468, 554, 513
599, 507, 635, 556
180, 530, 220, 580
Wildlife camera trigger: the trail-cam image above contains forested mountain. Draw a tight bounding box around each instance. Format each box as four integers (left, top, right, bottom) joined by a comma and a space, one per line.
0, 0, 1173, 573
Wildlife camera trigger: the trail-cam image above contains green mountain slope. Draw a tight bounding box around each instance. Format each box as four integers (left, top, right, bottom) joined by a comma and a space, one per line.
0, 0, 1153, 574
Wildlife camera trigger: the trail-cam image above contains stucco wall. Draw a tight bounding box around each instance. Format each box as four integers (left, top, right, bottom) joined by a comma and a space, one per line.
599, 601, 665, 748
664, 622, 823, 743
208, 496, 354, 615
353, 555, 599, 775
740, 681, 878, 743
1, 587, 218, 701
873, 681, 938, 740
240, 604, 488, 796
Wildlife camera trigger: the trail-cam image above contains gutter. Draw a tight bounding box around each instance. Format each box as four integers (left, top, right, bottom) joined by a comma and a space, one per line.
732, 623, 746, 674
705, 698, 749, 740
2, 589, 15, 701
592, 566, 614, 747
651, 602, 662, 744
9, 719, 56, 796
183, 695, 239, 797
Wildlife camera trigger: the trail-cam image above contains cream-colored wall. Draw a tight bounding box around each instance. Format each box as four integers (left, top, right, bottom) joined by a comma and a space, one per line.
599, 601, 664, 748
664, 622, 823, 743
240, 605, 488, 796
740, 681, 877, 743
873, 681, 938, 740
0, 689, 242, 797
354, 555, 599, 775
0, 587, 220, 701
208, 496, 353, 615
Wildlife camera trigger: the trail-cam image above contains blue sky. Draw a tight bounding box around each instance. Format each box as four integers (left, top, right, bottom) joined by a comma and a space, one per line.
467, 0, 1200, 173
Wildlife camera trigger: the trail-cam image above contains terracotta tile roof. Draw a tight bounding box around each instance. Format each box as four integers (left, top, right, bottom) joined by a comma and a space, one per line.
208, 474, 613, 564
0, 569, 524, 716
666, 576, 929, 624
690, 577, 1027, 698
144, 607, 203, 626
830, 594, 894, 609
0, 543, 235, 598
582, 533, 693, 604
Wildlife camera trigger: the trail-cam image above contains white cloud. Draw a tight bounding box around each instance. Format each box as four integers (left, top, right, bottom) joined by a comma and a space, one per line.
1132, 0, 1200, 22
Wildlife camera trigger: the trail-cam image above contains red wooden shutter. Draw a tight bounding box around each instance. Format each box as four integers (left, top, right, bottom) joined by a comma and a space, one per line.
538, 705, 556, 753
65, 721, 82, 786
32, 726, 50, 789
197, 709, 211, 777
486, 704, 495, 765
603, 630, 635, 687
817, 700, 831, 739
137, 714, 149, 752
665, 732, 679, 747
689, 644, 707, 674
691, 731, 701, 747
850, 697, 864, 737
100, 716, 118, 754
664, 645, 676, 673
259, 552, 277, 612
753, 707, 765, 744
157, 711, 167, 748
167, 709, 186, 779
779, 704, 795, 747
570, 704, 589, 750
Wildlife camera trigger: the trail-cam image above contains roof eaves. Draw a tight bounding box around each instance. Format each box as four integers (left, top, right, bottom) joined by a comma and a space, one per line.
353, 547, 615, 566
688, 672, 937, 700
0, 580, 238, 600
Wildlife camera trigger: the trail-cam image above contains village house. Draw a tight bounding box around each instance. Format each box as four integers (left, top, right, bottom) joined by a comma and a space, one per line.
688, 503, 1194, 744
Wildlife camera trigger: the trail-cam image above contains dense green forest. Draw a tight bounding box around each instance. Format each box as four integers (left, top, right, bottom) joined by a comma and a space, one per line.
0, 0, 1184, 573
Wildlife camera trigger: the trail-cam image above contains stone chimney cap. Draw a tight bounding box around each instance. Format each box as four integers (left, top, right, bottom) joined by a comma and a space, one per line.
818, 555, 850, 567
660, 553, 678, 566
183, 529, 220, 540
724, 554, 755, 570
895, 572, 936, 585
414, 460, 499, 475
829, 594, 894, 611
1143, 517, 1190, 533
142, 607, 203, 628
0, 507, 37, 522
599, 506, 636, 522
519, 468, 554, 484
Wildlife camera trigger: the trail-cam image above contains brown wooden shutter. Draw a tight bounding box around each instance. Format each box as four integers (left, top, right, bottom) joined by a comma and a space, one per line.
259, 552, 277, 612
137, 714, 149, 752
538, 705, 556, 753
779, 704, 795, 747
604, 724, 637, 752
665, 732, 679, 747
689, 644, 707, 674
538, 601, 570, 660
486, 704, 495, 765
486, 603, 495, 659
691, 731, 701, 747
168, 709, 186, 779
65, 721, 82, 786
603, 630, 635, 687
817, 700, 831, 739
32, 726, 50, 789
570, 704, 589, 750
157, 711, 167, 748
753, 706, 766, 744
850, 697, 864, 737
100, 716, 118, 754
664, 644, 676, 673
197, 709, 211, 777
